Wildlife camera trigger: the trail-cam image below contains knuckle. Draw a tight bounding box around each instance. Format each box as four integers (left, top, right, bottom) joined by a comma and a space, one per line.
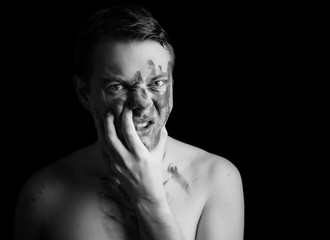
135, 152, 148, 162
107, 134, 117, 143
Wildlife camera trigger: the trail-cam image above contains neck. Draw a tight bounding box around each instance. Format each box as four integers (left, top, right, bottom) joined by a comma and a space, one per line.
87, 142, 114, 178
92, 138, 172, 179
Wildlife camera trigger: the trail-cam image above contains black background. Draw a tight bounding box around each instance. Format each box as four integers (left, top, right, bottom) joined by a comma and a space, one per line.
5, 1, 324, 239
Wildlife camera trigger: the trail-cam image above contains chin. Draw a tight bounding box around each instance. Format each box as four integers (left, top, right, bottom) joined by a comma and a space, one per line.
139, 135, 157, 151
136, 125, 162, 151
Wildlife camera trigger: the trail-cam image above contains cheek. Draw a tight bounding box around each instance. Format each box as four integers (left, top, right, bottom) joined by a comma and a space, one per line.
97, 91, 127, 118
108, 98, 126, 117
154, 84, 172, 117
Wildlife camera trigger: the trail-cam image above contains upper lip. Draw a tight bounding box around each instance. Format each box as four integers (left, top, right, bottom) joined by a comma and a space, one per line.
133, 117, 155, 125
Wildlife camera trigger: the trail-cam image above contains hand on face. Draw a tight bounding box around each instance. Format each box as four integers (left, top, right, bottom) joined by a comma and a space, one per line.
93, 108, 168, 205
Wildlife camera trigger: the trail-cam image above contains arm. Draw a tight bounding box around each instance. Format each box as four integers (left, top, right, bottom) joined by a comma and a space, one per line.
135, 197, 185, 240
196, 159, 245, 240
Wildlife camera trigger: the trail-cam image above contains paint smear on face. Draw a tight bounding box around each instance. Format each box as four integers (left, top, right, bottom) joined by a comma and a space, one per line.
147, 59, 173, 110
147, 59, 157, 77
101, 59, 173, 151
137, 59, 173, 149
168, 164, 190, 194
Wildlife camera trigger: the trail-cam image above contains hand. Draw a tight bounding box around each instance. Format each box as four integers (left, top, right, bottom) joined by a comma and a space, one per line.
93, 108, 168, 206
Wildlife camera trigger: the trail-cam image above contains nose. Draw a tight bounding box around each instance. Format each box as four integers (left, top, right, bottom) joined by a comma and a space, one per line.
128, 88, 152, 115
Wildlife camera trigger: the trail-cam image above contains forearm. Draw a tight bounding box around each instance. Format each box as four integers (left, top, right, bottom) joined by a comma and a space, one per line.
135, 198, 185, 240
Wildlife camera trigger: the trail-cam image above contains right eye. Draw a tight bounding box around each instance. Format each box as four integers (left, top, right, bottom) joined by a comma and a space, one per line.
106, 84, 124, 92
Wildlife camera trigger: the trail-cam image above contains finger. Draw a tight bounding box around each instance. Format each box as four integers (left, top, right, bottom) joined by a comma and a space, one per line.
109, 156, 120, 176
110, 158, 130, 181
121, 107, 146, 153
101, 147, 123, 171
104, 112, 128, 156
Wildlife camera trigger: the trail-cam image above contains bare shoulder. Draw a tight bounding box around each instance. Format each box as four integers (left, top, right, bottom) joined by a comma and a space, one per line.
16, 162, 66, 208
167, 136, 242, 182
166, 136, 243, 205
15, 155, 73, 219
17, 143, 96, 204
14, 144, 94, 240
167, 137, 244, 239
14, 161, 62, 240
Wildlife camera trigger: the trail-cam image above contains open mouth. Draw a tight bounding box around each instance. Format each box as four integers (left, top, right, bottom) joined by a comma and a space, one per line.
134, 120, 154, 132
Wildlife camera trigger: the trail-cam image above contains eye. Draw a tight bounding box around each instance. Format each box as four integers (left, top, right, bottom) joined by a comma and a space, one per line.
106, 84, 124, 92
151, 79, 166, 87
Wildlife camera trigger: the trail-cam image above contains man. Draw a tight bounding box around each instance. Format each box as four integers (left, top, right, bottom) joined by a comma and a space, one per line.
14, 4, 244, 240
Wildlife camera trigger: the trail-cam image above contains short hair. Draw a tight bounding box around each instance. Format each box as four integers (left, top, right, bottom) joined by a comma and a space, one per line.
74, 3, 175, 90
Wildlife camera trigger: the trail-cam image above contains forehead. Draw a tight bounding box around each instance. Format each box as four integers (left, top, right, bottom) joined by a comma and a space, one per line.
93, 40, 173, 80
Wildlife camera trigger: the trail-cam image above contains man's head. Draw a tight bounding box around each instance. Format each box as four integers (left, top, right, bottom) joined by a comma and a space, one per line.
74, 4, 175, 150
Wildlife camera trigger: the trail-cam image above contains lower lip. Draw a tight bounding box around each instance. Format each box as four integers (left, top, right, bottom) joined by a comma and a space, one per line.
135, 122, 154, 136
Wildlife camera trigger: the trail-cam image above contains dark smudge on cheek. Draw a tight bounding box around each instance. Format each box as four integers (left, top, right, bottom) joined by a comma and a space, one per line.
152, 60, 174, 129
147, 59, 171, 111
153, 82, 172, 127
154, 85, 170, 109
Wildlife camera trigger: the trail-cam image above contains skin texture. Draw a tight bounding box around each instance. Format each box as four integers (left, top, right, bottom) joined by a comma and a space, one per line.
85, 40, 174, 151
14, 39, 244, 240
168, 164, 190, 194
85, 40, 184, 238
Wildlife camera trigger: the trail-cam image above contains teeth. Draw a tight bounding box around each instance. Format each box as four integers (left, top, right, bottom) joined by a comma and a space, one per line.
135, 122, 148, 129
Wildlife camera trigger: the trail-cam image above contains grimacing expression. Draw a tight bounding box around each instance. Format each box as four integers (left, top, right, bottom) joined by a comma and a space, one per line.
88, 40, 173, 150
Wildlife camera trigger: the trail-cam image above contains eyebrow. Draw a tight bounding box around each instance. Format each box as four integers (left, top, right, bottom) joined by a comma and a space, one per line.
102, 72, 170, 85
149, 72, 169, 81
102, 73, 125, 84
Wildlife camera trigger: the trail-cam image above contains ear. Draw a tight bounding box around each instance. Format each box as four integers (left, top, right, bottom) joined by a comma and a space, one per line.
73, 74, 91, 111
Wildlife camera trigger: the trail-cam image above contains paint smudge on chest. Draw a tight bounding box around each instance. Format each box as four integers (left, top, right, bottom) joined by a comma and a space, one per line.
167, 164, 190, 194
163, 178, 169, 186
98, 178, 138, 233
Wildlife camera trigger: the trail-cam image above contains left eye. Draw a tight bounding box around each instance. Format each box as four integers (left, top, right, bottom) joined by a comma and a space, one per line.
152, 80, 166, 87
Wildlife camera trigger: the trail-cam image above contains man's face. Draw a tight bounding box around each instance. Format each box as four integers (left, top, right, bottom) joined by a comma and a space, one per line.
88, 40, 173, 150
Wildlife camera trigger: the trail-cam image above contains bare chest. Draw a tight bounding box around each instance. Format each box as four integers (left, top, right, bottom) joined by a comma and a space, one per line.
44, 177, 206, 240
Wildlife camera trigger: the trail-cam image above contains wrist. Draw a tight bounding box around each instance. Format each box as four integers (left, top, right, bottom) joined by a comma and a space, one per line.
135, 194, 169, 214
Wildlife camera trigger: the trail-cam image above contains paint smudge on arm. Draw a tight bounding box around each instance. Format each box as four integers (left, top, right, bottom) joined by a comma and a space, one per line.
31, 182, 45, 203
